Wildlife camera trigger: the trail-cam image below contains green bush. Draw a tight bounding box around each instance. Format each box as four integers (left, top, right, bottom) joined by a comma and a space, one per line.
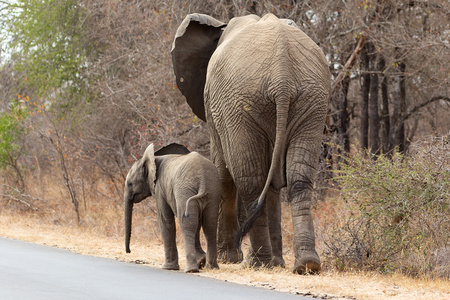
0, 100, 28, 192
321, 137, 449, 277
0, 100, 27, 169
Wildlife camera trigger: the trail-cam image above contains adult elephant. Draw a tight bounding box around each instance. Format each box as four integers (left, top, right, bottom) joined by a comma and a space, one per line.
171, 13, 330, 274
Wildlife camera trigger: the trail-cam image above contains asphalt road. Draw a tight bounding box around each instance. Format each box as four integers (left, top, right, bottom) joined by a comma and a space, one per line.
0, 237, 308, 300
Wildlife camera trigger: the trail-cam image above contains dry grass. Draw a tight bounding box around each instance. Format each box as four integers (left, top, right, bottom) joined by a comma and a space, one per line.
1, 166, 448, 299
1, 202, 449, 300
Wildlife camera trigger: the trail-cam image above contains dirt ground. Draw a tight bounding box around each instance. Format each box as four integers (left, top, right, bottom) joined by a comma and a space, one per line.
1, 213, 448, 300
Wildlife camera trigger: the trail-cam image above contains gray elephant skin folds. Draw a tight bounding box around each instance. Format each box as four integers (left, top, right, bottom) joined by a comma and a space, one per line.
172, 13, 330, 274
124, 143, 221, 273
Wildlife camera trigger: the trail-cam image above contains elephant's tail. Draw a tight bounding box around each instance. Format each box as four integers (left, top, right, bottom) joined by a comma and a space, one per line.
235, 99, 289, 249
184, 184, 207, 218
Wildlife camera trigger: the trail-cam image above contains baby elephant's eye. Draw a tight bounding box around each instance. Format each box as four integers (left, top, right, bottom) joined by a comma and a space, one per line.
127, 182, 132, 187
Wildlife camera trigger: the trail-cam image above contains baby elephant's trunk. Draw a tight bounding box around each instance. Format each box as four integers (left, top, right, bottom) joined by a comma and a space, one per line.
124, 200, 134, 253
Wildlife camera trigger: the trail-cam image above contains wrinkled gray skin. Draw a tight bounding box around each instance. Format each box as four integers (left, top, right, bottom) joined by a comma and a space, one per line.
124, 143, 221, 273
171, 14, 330, 274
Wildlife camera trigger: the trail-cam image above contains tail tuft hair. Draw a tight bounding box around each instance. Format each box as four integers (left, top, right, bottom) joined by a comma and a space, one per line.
235, 195, 266, 249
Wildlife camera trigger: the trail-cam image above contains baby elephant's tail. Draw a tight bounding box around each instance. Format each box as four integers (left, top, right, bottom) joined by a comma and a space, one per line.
184, 186, 207, 218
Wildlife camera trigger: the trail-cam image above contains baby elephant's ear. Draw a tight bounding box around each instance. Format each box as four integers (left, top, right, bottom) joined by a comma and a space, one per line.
142, 144, 156, 191
155, 143, 190, 156
171, 14, 226, 122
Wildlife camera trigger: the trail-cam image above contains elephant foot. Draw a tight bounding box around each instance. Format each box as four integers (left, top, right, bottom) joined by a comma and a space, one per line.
185, 263, 200, 273
271, 255, 286, 268
217, 247, 243, 264
293, 252, 321, 275
205, 261, 219, 270
162, 260, 180, 271
185, 267, 200, 273
241, 252, 273, 269
197, 256, 206, 269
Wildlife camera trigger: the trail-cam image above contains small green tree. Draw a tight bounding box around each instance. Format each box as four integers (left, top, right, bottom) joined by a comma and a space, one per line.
0, 100, 28, 191
8, 0, 90, 104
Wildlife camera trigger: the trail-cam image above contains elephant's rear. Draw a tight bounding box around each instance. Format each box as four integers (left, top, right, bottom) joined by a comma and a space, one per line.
205, 15, 330, 191
198, 154, 222, 208
180, 153, 221, 205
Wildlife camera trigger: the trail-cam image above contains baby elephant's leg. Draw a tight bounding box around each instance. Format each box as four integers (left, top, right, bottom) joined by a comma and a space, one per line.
195, 222, 206, 269
180, 204, 201, 273
157, 199, 179, 270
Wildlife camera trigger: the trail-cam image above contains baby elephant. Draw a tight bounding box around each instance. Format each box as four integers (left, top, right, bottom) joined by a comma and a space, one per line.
124, 143, 221, 272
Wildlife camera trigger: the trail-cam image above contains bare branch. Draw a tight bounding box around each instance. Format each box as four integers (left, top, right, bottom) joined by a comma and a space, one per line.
331, 0, 385, 96
0, 184, 43, 211
404, 96, 450, 121
331, 32, 368, 96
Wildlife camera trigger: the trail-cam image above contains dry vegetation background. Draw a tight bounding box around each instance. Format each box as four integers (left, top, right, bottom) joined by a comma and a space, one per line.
0, 1, 449, 298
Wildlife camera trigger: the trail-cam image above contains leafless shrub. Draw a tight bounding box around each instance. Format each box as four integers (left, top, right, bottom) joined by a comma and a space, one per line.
316, 135, 449, 277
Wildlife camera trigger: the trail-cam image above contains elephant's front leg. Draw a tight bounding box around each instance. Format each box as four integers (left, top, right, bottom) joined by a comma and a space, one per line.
157, 199, 179, 270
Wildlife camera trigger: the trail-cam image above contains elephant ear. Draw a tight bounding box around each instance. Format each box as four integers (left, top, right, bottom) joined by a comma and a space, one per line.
142, 144, 157, 193
171, 14, 226, 122
155, 143, 190, 156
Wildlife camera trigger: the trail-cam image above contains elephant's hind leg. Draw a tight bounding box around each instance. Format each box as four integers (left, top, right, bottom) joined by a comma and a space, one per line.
287, 139, 321, 274
267, 187, 286, 268
180, 204, 201, 273
239, 191, 273, 269
194, 223, 206, 269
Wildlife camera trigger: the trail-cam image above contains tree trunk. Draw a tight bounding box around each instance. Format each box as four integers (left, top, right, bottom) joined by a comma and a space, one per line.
360, 45, 371, 149
338, 76, 350, 153
398, 61, 406, 153
369, 55, 380, 156
391, 59, 406, 153
379, 57, 391, 154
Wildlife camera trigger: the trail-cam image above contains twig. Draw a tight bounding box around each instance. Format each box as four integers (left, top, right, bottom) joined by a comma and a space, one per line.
403, 96, 450, 122
0, 184, 44, 211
